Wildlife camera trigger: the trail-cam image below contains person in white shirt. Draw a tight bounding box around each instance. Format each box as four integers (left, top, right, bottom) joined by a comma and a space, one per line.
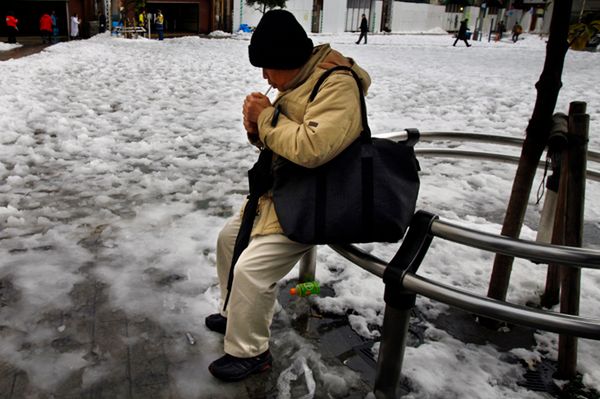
70, 13, 80, 40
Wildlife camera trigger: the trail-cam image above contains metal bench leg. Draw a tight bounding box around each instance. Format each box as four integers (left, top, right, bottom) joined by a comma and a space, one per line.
298, 246, 317, 282
374, 288, 416, 399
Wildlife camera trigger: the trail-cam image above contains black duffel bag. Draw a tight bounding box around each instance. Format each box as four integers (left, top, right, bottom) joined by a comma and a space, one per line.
272, 66, 420, 244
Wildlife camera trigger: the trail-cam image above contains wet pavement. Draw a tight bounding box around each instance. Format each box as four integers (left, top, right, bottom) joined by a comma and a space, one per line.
0, 44, 52, 62
0, 269, 561, 398
0, 275, 375, 398
0, 36, 61, 61
0, 39, 376, 398
1, 36, 596, 399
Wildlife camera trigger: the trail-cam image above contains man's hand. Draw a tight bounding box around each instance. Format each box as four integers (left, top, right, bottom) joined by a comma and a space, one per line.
243, 92, 272, 125
243, 92, 271, 147
243, 118, 258, 135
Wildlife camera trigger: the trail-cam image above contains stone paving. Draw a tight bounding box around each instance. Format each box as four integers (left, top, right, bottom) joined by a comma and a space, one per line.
0, 271, 375, 398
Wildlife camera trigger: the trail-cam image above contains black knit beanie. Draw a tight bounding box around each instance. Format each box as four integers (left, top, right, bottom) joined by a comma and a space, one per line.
248, 10, 314, 70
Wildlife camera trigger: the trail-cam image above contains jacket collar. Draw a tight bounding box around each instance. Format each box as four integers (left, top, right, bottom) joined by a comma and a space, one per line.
281, 44, 332, 92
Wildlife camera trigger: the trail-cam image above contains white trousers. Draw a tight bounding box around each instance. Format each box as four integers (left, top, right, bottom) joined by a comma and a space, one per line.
216, 216, 313, 357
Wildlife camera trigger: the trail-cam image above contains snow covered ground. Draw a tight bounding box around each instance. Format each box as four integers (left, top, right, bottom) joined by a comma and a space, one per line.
0, 42, 22, 52
0, 31, 599, 398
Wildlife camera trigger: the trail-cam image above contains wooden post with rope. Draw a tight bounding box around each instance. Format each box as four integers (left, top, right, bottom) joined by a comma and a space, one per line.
539, 114, 568, 308
557, 101, 589, 379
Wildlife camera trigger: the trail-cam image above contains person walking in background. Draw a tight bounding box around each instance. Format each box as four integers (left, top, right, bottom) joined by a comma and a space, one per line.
70, 13, 80, 40
155, 10, 164, 40
205, 9, 371, 382
51, 11, 59, 43
512, 22, 523, 43
356, 13, 368, 44
40, 12, 53, 44
453, 19, 471, 47
5, 11, 18, 44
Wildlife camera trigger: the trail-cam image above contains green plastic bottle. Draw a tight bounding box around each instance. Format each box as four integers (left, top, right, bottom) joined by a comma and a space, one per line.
289, 281, 320, 297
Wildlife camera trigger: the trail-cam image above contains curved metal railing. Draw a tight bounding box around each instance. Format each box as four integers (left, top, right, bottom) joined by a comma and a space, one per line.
376, 131, 600, 182
431, 219, 600, 269
327, 210, 600, 398
363, 130, 600, 338
330, 215, 600, 339
380, 131, 600, 164
296, 129, 600, 398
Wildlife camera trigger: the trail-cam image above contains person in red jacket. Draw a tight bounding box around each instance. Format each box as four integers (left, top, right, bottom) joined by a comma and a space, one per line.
40, 13, 53, 44
5, 12, 18, 44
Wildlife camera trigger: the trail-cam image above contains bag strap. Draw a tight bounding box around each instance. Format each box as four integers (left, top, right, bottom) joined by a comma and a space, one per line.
309, 65, 371, 141
309, 65, 375, 242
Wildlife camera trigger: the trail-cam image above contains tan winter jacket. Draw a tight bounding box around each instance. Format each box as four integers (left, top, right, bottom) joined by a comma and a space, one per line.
248, 44, 371, 237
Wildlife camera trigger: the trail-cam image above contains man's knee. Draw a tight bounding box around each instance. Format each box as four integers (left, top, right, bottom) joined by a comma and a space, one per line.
217, 225, 231, 247
217, 217, 239, 247
232, 261, 276, 294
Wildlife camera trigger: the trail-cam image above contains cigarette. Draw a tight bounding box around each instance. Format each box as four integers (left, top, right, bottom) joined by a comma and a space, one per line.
185, 332, 196, 345
264, 86, 272, 96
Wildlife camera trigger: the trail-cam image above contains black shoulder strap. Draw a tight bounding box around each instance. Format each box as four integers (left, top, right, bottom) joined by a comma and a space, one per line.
309, 65, 371, 140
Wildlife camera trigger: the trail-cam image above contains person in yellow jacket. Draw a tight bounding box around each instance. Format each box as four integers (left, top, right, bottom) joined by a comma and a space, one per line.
154, 10, 164, 40
205, 9, 371, 382
138, 9, 145, 29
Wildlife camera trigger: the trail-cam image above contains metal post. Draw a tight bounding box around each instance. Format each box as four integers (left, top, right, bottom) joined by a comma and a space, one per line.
298, 246, 317, 283
558, 101, 588, 379
294, 246, 317, 332
374, 288, 416, 399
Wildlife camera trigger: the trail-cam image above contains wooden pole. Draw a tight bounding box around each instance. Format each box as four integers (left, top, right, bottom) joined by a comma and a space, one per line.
557, 101, 588, 379
540, 114, 569, 308
540, 178, 567, 307
485, 0, 573, 314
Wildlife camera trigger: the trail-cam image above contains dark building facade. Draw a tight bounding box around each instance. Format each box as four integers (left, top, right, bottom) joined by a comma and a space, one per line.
145, 0, 211, 34
111, 0, 232, 35
2, 0, 103, 39
2, 0, 234, 40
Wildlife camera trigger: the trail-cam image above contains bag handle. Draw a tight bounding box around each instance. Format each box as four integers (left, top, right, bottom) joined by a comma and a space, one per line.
309, 65, 371, 141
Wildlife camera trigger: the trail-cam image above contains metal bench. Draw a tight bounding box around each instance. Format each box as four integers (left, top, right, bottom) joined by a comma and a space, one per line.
113, 26, 146, 38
